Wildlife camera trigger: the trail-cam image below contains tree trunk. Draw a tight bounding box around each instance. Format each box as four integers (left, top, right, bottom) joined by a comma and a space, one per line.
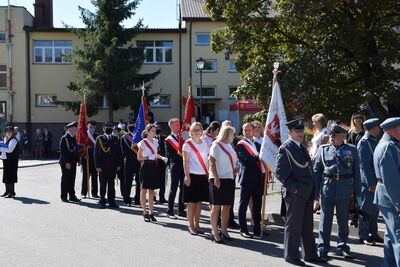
108, 107, 114, 123
369, 96, 388, 121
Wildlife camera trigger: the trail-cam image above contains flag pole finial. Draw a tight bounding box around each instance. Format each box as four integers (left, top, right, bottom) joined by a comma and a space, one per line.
141, 81, 145, 97
188, 79, 192, 96
272, 62, 279, 85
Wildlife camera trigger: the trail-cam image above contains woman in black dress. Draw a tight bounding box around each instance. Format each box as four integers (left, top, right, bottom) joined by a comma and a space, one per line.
1, 126, 20, 198
347, 113, 365, 146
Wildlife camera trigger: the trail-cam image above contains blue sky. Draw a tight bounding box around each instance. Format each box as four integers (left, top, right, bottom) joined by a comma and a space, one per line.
5, 0, 178, 28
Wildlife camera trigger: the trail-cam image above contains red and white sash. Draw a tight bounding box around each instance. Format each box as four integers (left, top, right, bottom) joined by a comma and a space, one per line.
216, 141, 236, 177
143, 139, 157, 159
238, 139, 264, 173
165, 134, 182, 156
87, 131, 96, 146
186, 140, 208, 176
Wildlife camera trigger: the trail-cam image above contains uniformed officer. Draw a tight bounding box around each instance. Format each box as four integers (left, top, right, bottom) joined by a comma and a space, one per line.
59, 121, 80, 203
357, 118, 383, 245
81, 120, 99, 199
120, 119, 141, 206
94, 122, 123, 209
275, 118, 324, 266
314, 124, 361, 260
373, 117, 400, 267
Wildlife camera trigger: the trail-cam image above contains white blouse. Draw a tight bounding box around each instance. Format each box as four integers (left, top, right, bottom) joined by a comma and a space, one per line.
138, 138, 159, 160
182, 138, 209, 175
253, 136, 263, 146
310, 127, 329, 159
0, 138, 18, 160
209, 142, 238, 179
201, 135, 214, 148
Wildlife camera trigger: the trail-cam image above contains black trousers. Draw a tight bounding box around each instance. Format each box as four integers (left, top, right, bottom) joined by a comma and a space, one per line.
44, 142, 51, 158
99, 169, 117, 204
60, 163, 77, 199
238, 183, 261, 234
81, 159, 98, 196
123, 163, 139, 204
168, 166, 185, 213
117, 165, 124, 197
157, 160, 167, 200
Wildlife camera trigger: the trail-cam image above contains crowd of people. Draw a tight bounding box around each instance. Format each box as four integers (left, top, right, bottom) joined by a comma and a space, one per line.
1, 113, 399, 267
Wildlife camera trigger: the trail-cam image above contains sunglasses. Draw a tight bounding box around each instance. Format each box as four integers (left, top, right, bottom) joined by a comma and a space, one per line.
353, 116, 363, 120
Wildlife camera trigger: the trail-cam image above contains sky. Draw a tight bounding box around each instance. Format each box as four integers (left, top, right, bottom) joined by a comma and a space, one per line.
4, 0, 178, 28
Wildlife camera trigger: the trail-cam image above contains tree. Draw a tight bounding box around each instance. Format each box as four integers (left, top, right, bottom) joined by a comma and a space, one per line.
60, 0, 160, 121
204, 0, 400, 121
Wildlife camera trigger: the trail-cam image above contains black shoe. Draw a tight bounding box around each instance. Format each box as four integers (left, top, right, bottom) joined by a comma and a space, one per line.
337, 250, 353, 259
81, 194, 87, 199
61, 198, 69, 203
109, 203, 119, 209
285, 259, 305, 266
228, 220, 240, 229
189, 228, 198, 235
360, 237, 375, 246
143, 214, 150, 222
196, 229, 205, 235
373, 235, 384, 243
167, 211, 177, 219
178, 210, 187, 217
149, 214, 157, 222
211, 235, 224, 244
253, 232, 262, 239
219, 231, 234, 241
5, 192, 16, 198
159, 198, 168, 204
99, 203, 107, 209
134, 200, 140, 206
69, 197, 81, 202
318, 252, 329, 261
92, 194, 100, 199
305, 257, 327, 263
1, 191, 9, 197
240, 232, 253, 238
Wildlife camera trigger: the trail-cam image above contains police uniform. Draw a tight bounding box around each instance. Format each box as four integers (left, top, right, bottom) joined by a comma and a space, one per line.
275, 119, 322, 265
314, 124, 361, 258
120, 120, 141, 205
81, 120, 99, 198
357, 118, 381, 244
59, 122, 80, 202
94, 122, 123, 208
373, 118, 400, 267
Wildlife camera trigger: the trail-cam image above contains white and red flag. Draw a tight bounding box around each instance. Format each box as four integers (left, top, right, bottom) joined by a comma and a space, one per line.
259, 81, 289, 173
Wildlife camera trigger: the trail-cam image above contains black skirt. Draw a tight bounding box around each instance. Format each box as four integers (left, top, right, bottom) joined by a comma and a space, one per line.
184, 173, 209, 203
2, 159, 19, 184
209, 178, 235, 205
139, 160, 159, 190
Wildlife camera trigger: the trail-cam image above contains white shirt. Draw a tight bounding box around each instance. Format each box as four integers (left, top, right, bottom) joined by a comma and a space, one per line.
15, 132, 21, 142
201, 134, 214, 148
182, 138, 209, 175
1, 138, 18, 160
253, 136, 263, 145
138, 138, 159, 160
209, 141, 238, 179
310, 127, 329, 159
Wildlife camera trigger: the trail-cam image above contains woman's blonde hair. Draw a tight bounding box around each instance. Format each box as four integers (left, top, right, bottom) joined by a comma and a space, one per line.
189, 122, 203, 137
216, 126, 235, 142
141, 124, 156, 139
311, 113, 327, 129
349, 113, 365, 133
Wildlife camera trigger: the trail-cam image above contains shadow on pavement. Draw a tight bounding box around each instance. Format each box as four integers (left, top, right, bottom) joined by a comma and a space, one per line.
12, 196, 50, 204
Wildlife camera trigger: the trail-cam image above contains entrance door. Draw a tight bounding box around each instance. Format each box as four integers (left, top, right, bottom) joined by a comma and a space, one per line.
198, 103, 215, 126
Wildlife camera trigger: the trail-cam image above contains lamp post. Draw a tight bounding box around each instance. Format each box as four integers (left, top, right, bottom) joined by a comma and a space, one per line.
196, 57, 205, 121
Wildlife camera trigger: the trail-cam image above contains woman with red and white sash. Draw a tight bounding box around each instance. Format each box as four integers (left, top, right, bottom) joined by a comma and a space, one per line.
209, 126, 238, 243
137, 124, 167, 222
201, 121, 220, 148
182, 122, 210, 235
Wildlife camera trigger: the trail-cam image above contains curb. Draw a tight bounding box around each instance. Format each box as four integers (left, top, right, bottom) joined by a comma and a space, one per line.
0, 161, 58, 170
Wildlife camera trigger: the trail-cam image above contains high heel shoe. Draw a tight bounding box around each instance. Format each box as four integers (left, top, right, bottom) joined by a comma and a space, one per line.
219, 231, 235, 241
1, 191, 9, 197
211, 235, 224, 244
5, 192, 15, 198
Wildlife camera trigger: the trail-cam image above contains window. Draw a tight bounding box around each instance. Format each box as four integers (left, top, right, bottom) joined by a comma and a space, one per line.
196, 87, 216, 98
0, 101, 6, 121
98, 95, 108, 108
228, 59, 237, 72
229, 86, 238, 99
196, 59, 217, 72
150, 94, 171, 107
0, 32, 5, 43
195, 33, 210, 45
137, 41, 173, 64
36, 95, 57, 107
34, 40, 72, 64
0, 65, 6, 88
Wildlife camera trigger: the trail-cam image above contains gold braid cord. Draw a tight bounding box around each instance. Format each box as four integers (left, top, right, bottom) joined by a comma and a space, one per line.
98, 137, 111, 153
65, 137, 75, 152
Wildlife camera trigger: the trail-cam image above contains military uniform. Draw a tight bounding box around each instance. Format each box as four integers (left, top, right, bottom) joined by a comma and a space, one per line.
59, 122, 80, 202
94, 122, 123, 208
373, 118, 400, 267
357, 118, 381, 244
275, 119, 321, 265
314, 124, 361, 258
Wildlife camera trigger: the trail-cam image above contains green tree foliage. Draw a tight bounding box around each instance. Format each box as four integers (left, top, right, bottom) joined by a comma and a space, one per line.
60, 0, 160, 121
204, 0, 400, 121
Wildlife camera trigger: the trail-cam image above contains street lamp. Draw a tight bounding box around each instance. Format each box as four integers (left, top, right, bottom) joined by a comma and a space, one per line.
196, 57, 205, 121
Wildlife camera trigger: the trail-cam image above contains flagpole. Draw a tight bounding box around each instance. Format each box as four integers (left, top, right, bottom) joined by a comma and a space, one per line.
260, 62, 280, 237
84, 92, 91, 199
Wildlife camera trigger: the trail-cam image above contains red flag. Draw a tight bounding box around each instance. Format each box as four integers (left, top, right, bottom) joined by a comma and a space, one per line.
180, 84, 197, 150
76, 102, 92, 157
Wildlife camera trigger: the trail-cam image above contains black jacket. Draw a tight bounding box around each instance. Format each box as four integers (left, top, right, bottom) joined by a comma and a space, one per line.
237, 139, 263, 185
94, 135, 123, 171
59, 133, 78, 164
165, 133, 183, 171
120, 133, 140, 171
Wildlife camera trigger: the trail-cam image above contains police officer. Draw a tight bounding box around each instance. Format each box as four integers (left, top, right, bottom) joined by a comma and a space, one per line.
120, 119, 141, 206
94, 122, 123, 209
81, 120, 99, 199
275, 119, 324, 266
373, 117, 400, 267
314, 124, 361, 260
59, 121, 80, 203
357, 118, 383, 245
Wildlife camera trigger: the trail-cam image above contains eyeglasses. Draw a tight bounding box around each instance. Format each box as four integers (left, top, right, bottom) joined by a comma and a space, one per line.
353, 116, 363, 120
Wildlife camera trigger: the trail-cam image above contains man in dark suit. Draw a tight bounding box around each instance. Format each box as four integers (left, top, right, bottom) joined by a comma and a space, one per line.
81, 120, 99, 198
59, 122, 80, 203
275, 118, 325, 266
120, 119, 141, 206
165, 118, 186, 218
237, 122, 263, 238
94, 122, 123, 209
43, 127, 53, 158
155, 124, 167, 203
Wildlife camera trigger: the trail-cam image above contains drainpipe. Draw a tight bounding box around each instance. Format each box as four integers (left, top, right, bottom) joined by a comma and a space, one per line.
178, 7, 182, 121
26, 30, 32, 140
7, 0, 14, 123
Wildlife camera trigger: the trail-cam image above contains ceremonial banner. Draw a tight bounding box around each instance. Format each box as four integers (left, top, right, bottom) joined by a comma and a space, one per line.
260, 81, 288, 173
181, 84, 196, 141
76, 102, 92, 157
131, 95, 149, 153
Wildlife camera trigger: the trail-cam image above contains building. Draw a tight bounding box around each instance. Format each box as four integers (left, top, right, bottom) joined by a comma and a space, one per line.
0, 0, 242, 150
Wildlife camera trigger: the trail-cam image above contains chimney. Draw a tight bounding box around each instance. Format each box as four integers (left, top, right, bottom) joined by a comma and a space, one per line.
33, 0, 53, 28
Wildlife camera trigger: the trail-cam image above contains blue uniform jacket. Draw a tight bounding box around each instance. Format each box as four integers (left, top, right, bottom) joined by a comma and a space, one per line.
373, 133, 400, 213
314, 143, 361, 200
357, 132, 378, 188
275, 139, 315, 200
237, 138, 262, 186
